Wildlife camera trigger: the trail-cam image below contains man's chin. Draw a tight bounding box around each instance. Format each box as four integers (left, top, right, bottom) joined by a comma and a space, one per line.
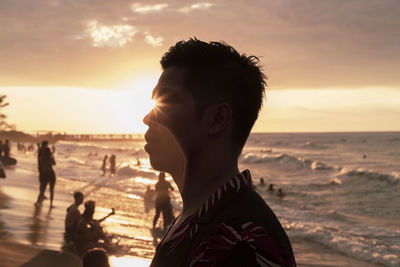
148, 155, 169, 172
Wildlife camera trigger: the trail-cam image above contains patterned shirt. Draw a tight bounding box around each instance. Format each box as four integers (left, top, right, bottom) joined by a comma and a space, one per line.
150, 170, 296, 267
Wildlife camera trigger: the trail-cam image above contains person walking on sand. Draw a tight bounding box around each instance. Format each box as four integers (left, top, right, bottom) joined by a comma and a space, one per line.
153, 172, 174, 229
65, 191, 84, 242
101, 155, 108, 176
143, 39, 296, 266
109, 154, 116, 176
35, 140, 56, 207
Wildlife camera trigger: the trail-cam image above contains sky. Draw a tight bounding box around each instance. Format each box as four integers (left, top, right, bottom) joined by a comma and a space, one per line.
1, 0, 400, 133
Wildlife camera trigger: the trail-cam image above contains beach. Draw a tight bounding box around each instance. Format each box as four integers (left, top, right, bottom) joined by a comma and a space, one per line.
1, 133, 398, 266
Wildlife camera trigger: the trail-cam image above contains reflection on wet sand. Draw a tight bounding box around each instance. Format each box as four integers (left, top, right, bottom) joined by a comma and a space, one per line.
27, 204, 52, 246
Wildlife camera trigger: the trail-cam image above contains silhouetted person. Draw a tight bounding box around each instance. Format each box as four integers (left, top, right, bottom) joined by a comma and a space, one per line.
3, 139, 10, 157
35, 140, 56, 207
363, 154, 367, 159
109, 154, 116, 176
0, 160, 5, 178
277, 188, 285, 198
144, 185, 156, 200
268, 183, 275, 192
143, 39, 296, 266
83, 248, 110, 267
75, 201, 114, 255
259, 177, 266, 187
101, 155, 108, 176
65, 191, 84, 242
153, 172, 174, 229
52, 145, 56, 154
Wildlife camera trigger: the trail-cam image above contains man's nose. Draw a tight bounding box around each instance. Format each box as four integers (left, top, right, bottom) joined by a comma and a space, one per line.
143, 108, 155, 126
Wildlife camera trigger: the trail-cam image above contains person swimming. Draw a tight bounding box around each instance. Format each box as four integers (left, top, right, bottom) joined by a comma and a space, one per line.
259, 178, 266, 187
268, 183, 275, 192
277, 188, 285, 198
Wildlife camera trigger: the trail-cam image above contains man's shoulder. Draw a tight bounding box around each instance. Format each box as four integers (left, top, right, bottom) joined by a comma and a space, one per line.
205, 188, 296, 264
222, 188, 276, 222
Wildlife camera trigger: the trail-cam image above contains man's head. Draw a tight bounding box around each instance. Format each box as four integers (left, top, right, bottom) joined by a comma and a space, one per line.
74, 191, 84, 205
83, 248, 110, 267
144, 39, 266, 172
41, 140, 48, 147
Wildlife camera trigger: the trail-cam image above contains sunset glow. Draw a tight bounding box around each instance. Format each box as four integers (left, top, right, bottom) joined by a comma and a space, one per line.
1, 0, 399, 133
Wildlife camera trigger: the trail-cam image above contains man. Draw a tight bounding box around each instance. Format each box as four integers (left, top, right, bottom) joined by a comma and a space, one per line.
153, 172, 174, 229
143, 39, 296, 266
65, 191, 84, 242
35, 140, 56, 207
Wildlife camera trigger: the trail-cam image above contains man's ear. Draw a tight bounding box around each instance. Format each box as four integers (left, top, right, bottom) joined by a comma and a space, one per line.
204, 103, 232, 135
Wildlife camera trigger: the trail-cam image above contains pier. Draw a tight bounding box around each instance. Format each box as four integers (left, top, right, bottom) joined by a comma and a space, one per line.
35, 131, 144, 142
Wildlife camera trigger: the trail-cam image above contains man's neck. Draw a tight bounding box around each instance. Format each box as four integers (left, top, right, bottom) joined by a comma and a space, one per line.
178, 149, 239, 219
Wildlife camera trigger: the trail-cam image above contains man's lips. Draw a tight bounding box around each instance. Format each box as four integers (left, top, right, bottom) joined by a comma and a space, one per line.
144, 131, 159, 145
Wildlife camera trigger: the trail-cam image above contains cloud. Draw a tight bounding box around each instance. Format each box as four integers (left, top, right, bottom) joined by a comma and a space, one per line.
86, 21, 138, 48
178, 2, 213, 13
144, 34, 164, 47
130, 3, 168, 14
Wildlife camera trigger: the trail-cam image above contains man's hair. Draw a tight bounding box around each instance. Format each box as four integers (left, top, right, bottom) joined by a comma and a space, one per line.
83, 248, 110, 267
160, 38, 266, 157
74, 191, 84, 200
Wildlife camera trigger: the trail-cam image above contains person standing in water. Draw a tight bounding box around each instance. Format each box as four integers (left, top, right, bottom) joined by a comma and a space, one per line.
3, 139, 10, 158
109, 155, 116, 176
153, 172, 174, 230
101, 155, 108, 176
35, 140, 56, 207
0, 140, 3, 156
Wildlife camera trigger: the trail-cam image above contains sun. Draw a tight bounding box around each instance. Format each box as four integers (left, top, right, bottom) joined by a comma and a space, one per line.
113, 75, 159, 134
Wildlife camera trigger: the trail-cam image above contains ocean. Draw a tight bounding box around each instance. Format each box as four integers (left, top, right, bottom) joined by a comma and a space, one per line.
2, 132, 400, 266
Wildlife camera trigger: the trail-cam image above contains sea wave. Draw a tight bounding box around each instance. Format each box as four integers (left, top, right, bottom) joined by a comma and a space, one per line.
339, 168, 400, 185
240, 153, 334, 171
302, 141, 328, 149
280, 208, 400, 266
117, 166, 156, 178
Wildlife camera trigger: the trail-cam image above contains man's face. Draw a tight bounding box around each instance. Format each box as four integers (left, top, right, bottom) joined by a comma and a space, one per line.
143, 67, 203, 174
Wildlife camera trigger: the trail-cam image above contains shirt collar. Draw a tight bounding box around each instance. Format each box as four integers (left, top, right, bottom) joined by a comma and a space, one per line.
160, 169, 253, 250
191, 169, 252, 223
